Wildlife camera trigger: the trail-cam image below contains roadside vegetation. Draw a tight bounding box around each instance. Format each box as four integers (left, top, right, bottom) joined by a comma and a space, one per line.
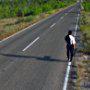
80, 12, 90, 53
0, 0, 76, 40
0, 0, 76, 18
80, 0, 90, 53
75, 0, 90, 90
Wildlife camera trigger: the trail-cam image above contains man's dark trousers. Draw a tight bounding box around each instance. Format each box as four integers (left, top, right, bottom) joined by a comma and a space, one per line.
66, 44, 74, 61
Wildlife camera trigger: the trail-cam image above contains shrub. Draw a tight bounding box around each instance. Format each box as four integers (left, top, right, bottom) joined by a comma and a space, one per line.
14, 7, 23, 17
58, 2, 66, 8
32, 7, 42, 15
83, 2, 90, 11
42, 4, 52, 12
29, 5, 42, 15
22, 7, 30, 16
0, 0, 76, 18
0, 6, 3, 18
23, 16, 34, 22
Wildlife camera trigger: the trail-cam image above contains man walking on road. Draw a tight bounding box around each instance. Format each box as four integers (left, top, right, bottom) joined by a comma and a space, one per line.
65, 30, 76, 62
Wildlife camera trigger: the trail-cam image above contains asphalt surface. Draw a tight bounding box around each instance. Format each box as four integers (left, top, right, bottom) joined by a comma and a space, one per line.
0, 3, 80, 90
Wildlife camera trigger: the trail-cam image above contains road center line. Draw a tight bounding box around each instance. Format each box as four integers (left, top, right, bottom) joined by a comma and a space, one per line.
61, 16, 64, 20
22, 37, 40, 51
50, 23, 56, 28
65, 13, 68, 16
58, 8, 73, 22
70, 8, 73, 12
63, 12, 80, 90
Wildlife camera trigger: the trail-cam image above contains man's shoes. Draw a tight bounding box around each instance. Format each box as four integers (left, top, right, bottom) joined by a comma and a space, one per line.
68, 59, 72, 62
67, 57, 72, 62
68, 59, 70, 62
69, 59, 72, 62
68, 62, 71, 65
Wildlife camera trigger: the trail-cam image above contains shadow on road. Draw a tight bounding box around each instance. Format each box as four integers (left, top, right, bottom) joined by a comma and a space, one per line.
0, 53, 67, 62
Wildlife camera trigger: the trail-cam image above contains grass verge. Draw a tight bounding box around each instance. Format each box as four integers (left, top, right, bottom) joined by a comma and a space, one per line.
75, 8, 90, 90
76, 57, 90, 90
80, 11, 90, 53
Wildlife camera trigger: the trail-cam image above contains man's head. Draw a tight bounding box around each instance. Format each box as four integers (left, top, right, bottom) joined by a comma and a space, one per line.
68, 30, 72, 35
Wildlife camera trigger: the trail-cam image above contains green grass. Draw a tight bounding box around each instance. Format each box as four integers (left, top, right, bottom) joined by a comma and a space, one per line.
76, 59, 90, 90
81, 12, 90, 37
82, 2, 90, 11
81, 25, 90, 37
80, 12, 90, 53
0, 0, 76, 18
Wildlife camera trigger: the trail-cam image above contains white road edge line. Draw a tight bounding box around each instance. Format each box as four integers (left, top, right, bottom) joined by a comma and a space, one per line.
22, 37, 40, 51
63, 62, 71, 90
50, 23, 56, 28
63, 13, 80, 90
74, 14, 80, 36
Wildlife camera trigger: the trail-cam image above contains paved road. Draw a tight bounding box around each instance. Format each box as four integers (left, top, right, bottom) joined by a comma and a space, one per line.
0, 3, 80, 90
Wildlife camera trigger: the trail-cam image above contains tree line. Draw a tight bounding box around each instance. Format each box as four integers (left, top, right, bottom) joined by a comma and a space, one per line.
82, 0, 90, 11
0, 0, 76, 19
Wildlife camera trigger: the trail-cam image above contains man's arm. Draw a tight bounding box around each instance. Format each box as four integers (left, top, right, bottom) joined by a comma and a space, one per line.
73, 43, 76, 49
73, 36, 76, 49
